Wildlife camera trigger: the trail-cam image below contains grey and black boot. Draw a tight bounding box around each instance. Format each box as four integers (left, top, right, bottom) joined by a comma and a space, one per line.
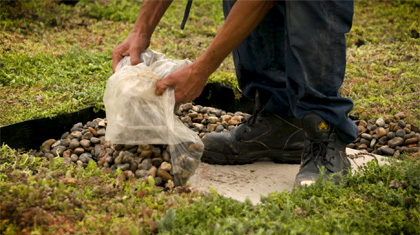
294, 113, 351, 187
201, 95, 305, 165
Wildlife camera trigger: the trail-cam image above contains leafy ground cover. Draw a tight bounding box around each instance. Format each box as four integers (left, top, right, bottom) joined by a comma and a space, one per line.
1, 0, 419, 234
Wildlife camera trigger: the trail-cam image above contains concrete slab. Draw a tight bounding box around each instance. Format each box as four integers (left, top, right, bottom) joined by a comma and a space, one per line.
189, 148, 388, 204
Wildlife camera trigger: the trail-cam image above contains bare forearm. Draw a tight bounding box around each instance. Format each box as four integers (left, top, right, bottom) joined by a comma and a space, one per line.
196, 0, 275, 76
132, 0, 173, 38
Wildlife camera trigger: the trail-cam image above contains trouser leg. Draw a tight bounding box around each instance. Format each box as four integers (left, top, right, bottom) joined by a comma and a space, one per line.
223, 0, 291, 116
284, 0, 358, 143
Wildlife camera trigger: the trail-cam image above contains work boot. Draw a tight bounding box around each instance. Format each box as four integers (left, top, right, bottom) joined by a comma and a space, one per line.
294, 113, 351, 187
201, 109, 304, 165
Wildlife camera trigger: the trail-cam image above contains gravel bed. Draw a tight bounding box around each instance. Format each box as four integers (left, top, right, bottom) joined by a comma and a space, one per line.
36, 104, 419, 187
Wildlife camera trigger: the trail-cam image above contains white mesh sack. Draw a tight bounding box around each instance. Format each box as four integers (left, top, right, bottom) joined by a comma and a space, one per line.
103, 49, 203, 186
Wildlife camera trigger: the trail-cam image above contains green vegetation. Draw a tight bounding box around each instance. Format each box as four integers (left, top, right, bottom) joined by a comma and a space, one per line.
1, 0, 419, 234
1, 144, 419, 234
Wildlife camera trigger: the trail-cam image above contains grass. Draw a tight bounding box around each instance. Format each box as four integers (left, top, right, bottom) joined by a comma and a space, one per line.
1, 0, 419, 234
1, 144, 419, 234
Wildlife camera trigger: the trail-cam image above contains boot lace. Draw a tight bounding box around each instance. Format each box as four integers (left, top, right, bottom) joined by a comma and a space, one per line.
302, 139, 334, 170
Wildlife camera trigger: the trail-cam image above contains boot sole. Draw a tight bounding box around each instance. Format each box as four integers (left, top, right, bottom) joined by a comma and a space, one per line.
201, 149, 302, 165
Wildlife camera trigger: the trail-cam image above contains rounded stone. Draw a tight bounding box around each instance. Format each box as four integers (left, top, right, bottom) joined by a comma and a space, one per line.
82, 132, 93, 140
360, 138, 370, 146
69, 139, 80, 149
80, 139, 91, 148
139, 158, 153, 170
375, 118, 385, 127
359, 120, 368, 127
117, 163, 130, 171
397, 120, 406, 128
386, 132, 395, 140
358, 126, 366, 133
361, 133, 373, 140
154, 177, 163, 186
160, 162, 172, 171
376, 127, 387, 138
149, 166, 158, 177
388, 137, 404, 148
162, 150, 171, 162
215, 125, 225, 133
62, 149, 71, 158
140, 150, 153, 158
135, 169, 148, 178
79, 153, 92, 163
91, 137, 100, 144
122, 151, 134, 163
405, 137, 419, 145
370, 138, 377, 148
378, 136, 388, 145
395, 129, 406, 138
157, 169, 172, 182
380, 146, 395, 156
51, 146, 67, 157
358, 144, 368, 150
151, 157, 163, 167
93, 145, 102, 158
41, 139, 56, 152
151, 147, 161, 157
70, 154, 79, 162
71, 131, 82, 139
97, 129, 106, 136
208, 116, 219, 124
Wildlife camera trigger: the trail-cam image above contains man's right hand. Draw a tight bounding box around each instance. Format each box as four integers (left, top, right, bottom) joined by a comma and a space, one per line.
112, 32, 150, 73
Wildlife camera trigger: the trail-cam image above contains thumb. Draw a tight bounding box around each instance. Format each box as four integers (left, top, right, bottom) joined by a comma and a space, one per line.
155, 77, 174, 96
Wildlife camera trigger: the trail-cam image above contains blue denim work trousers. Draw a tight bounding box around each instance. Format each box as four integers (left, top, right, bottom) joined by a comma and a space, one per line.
223, 0, 358, 144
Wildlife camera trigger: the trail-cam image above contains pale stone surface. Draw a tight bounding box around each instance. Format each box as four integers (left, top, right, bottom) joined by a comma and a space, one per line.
189, 148, 387, 205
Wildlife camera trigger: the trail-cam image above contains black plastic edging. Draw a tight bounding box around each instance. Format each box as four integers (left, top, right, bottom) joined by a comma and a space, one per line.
0, 83, 254, 151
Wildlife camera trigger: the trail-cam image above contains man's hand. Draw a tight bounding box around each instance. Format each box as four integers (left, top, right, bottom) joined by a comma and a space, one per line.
111, 0, 173, 73
112, 32, 150, 72
155, 62, 209, 103
154, 0, 274, 104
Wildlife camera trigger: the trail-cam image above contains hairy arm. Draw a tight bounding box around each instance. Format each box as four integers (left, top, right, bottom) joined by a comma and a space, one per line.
156, 0, 275, 103
112, 0, 173, 72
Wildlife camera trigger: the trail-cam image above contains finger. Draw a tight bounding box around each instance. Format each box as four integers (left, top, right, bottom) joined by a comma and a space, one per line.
112, 50, 129, 73
155, 77, 174, 96
129, 47, 142, 66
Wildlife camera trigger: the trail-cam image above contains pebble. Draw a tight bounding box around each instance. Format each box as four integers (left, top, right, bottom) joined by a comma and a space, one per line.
151, 157, 163, 167
97, 129, 106, 136
139, 159, 153, 171
388, 137, 404, 148
71, 154, 78, 162
80, 139, 91, 148
69, 139, 80, 149
117, 163, 130, 171
33, 103, 420, 188
135, 169, 148, 178
41, 139, 56, 152
91, 137, 101, 144
215, 125, 225, 132
361, 133, 373, 140
140, 150, 153, 158
376, 127, 387, 138
51, 146, 67, 157
380, 146, 395, 156
157, 169, 172, 182
160, 162, 172, 171
375, 118, 385, 127
395, 129, 406, 137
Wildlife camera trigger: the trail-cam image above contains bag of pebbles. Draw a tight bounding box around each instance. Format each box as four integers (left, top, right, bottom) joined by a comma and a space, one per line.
104, 49, 203, 186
